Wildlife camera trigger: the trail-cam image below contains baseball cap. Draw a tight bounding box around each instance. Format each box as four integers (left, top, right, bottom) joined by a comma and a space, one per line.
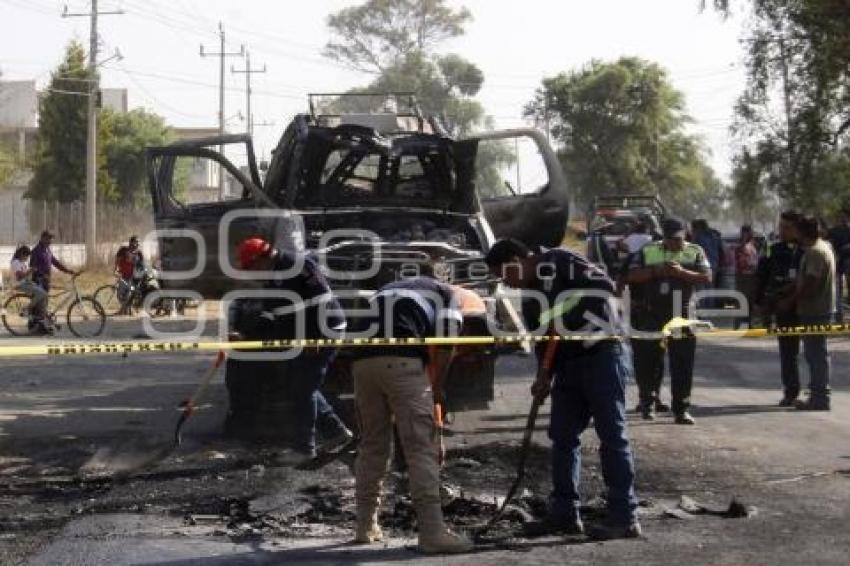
661, 218, 687, 239
238, 237, 272, 269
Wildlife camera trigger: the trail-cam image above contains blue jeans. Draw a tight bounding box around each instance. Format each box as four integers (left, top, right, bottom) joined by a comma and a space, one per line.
287, 350, 347, 452
549, 342, 638, 525
798, 315, 831, 404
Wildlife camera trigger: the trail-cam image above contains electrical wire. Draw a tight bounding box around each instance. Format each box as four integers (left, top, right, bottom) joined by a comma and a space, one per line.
115, 62, 209, 119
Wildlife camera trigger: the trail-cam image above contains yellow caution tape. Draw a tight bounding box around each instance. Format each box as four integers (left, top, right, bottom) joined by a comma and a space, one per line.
0, 323, 848, 358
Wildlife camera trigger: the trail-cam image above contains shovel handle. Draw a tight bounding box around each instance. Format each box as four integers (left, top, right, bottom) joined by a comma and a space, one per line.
173, 351, 226, 445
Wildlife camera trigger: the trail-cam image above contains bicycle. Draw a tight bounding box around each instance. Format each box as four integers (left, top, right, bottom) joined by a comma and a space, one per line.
93, 275, 132, 317
1, 273, 106, 338
94, 271, 190, 318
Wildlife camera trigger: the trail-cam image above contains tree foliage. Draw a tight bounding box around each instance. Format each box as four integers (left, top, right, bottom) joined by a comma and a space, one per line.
324, 0, 485, 136
325, 0, 471, 73
27, 41, 91, 203
347, 51, 485, 135
27, 41, 174, 206
708, 0, 850, 216
100, 108, 173, 205
525, 57, 724, 218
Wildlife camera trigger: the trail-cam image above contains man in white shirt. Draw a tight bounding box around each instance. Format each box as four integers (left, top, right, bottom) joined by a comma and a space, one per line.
619, 222, 654, 255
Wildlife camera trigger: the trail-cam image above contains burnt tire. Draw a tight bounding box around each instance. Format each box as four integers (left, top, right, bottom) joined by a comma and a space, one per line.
66, 297, 106, 338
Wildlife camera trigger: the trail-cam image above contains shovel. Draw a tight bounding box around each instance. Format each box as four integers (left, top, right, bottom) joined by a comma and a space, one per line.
476, 335, 559, 538
174, 350, 227, 446
76, 351, 228, 481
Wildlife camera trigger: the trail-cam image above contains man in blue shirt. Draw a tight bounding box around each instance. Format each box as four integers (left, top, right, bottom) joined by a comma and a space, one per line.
485, 239, 640, 541
691, 219, 723, 291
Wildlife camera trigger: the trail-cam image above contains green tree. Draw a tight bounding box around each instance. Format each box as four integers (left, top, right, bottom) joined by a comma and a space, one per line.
27, 41, 87, 202
325, 0, 471, 73
100, 108, 173, 205
26, 41, 118, 203
324, 0, 485, 135
26, 41, 108, 202
706, 0, 850, 210
525, 57, 724, 217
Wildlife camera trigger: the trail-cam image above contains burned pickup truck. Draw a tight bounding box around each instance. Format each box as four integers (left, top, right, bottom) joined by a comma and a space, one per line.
146, 94, 569, 422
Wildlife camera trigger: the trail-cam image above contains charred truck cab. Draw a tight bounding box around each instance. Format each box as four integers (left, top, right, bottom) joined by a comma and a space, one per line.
146, 93, 570, 432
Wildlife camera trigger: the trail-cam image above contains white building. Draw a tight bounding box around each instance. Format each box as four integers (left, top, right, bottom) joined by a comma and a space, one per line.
0, 80, 38, 128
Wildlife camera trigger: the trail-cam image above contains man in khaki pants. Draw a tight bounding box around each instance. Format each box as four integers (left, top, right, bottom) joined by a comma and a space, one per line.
351, 276, 474, 554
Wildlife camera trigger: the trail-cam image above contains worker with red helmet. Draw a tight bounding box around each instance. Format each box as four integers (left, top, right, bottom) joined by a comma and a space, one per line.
234, 237, 352, 465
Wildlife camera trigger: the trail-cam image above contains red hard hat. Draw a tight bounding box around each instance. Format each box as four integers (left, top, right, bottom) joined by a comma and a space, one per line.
238, 237, 272, 269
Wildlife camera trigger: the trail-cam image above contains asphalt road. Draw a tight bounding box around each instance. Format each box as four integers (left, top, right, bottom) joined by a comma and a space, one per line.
1, 317, 849, 565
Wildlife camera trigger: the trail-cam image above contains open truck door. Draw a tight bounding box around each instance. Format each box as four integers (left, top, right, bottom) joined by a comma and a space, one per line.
146, 134, 285, 297
460, 128, 570, 249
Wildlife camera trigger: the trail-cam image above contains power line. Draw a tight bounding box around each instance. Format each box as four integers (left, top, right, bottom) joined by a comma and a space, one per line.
116, 0, 365, 76
115, 62, 208, 120
118, 0, 218, 39
113, 66, 303, 100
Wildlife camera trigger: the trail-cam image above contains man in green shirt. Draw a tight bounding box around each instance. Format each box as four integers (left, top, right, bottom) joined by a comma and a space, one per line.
778, 215, 835, 411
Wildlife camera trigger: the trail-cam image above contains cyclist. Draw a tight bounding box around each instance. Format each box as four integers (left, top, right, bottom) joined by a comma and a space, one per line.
29, 230, 78, 330
114, 236, 145, 314
115, 236, 144, 277
9, 245, 49, 333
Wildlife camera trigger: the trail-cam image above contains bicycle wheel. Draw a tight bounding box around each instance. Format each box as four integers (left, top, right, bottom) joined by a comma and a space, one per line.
94, 284, 122, 316
66, 297, 106, 338
2, 294, 33, 336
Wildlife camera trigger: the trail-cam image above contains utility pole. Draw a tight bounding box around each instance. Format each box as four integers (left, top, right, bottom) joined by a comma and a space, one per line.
200, 23, 244, 200
231, 51, 266, 137
62, 1, 123, 266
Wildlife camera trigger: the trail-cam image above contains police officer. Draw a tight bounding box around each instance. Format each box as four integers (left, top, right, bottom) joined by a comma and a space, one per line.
627, 218, 712, 425
350, 276, 474, 554
756, 210, 803, 406
485, 239, 640, 540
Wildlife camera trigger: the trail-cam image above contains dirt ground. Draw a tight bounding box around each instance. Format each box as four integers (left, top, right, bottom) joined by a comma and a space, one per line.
0, 321, 849, 564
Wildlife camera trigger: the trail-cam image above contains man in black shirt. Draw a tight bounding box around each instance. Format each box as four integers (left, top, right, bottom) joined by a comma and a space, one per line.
235, 238, 352, 465
350, 276, 473, 554
756, 211, 804, 405
485, 239, 640, 541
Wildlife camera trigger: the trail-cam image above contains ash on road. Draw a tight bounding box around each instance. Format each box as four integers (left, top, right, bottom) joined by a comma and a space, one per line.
1, 329, 849, 565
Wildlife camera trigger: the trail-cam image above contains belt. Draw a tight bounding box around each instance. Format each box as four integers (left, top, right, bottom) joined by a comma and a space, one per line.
352, 356, 424, 371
